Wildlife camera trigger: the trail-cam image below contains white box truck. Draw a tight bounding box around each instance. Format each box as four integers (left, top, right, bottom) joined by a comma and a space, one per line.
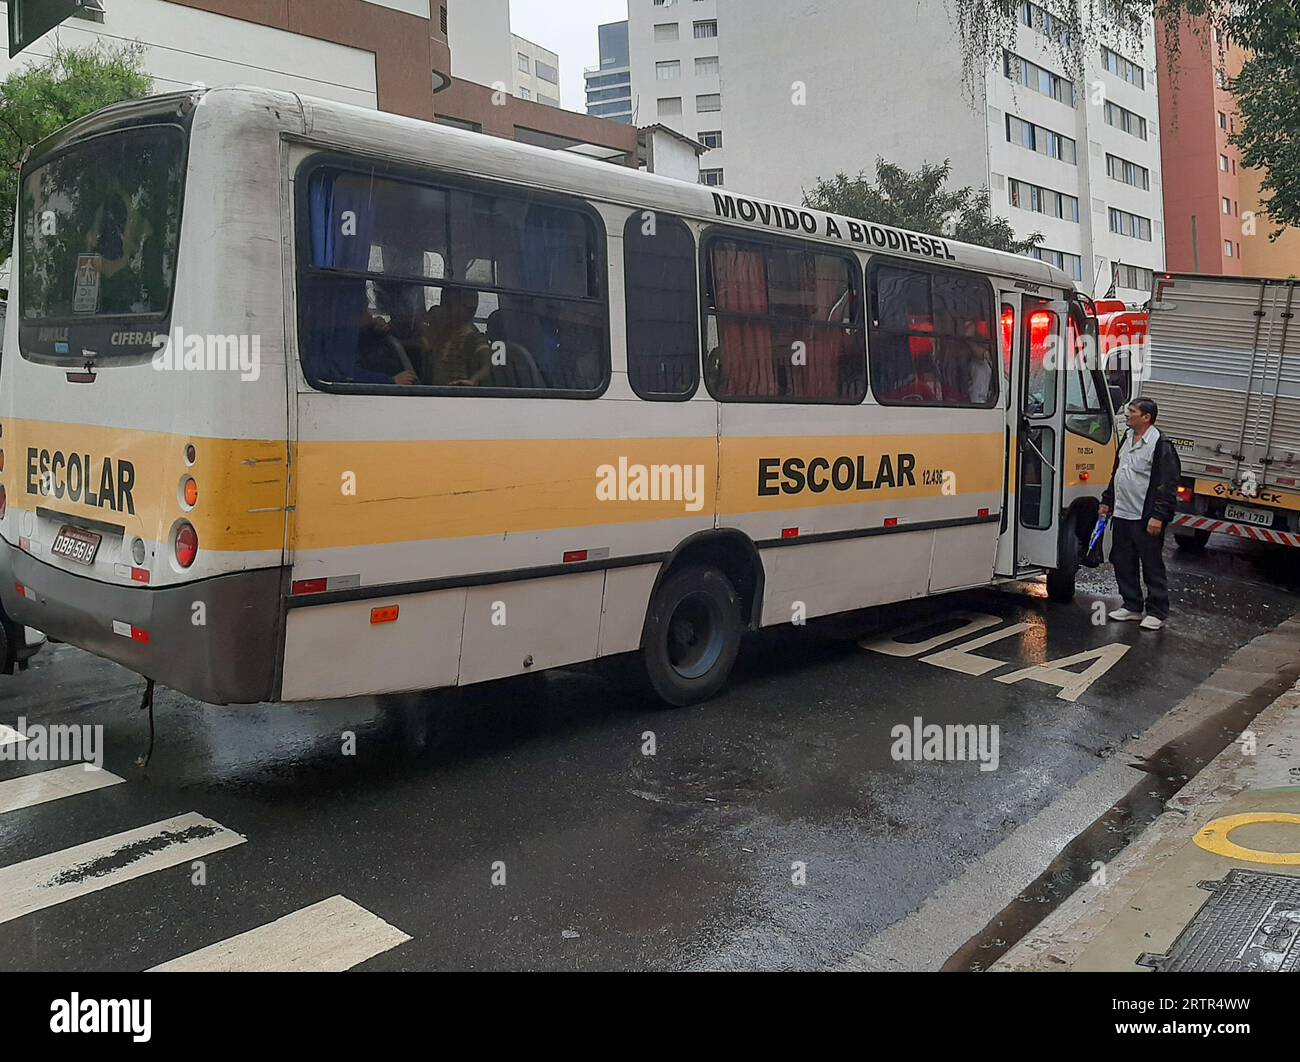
1141, 272, 1300, 552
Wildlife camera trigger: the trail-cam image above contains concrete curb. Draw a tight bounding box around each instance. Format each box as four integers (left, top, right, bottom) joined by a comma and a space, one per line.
992, 616, 1300, 972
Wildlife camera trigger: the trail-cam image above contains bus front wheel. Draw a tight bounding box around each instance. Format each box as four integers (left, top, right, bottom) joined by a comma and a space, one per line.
640, 565, 743, 707
1046, 511, 1082, 603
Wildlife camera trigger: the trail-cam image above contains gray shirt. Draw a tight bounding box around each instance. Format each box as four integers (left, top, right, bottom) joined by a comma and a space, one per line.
1113, 425, 1161, 521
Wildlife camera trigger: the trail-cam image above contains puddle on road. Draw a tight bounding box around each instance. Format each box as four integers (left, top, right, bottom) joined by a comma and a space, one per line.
943, 663, 1300, 972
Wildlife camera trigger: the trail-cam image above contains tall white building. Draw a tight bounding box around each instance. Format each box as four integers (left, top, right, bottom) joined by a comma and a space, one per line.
512, 34, 560, 107
628, 0, 1165, 302
628, 0, 725, 185
448, 0, 559, 107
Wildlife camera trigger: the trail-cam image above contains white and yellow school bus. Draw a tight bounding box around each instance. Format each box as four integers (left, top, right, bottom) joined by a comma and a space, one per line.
0, 86, 1116, 706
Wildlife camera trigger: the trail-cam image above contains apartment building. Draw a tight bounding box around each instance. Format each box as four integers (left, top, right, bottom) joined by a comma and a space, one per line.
0, 0, 637, 165
629, 0, 1165, 301
1157, 15, 1300, 278
512, 33, 560, 108
628, 0, 725, 185
584, 20, 633, 124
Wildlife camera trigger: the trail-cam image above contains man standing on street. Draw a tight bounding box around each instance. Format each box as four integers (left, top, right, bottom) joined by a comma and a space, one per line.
1100, 397, 1182, 630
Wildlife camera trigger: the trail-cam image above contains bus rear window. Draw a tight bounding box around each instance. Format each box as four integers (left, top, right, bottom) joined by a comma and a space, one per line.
20, 126, 185, 323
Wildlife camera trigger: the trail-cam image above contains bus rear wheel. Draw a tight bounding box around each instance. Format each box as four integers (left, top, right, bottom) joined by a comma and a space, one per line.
640, 565, 742, 707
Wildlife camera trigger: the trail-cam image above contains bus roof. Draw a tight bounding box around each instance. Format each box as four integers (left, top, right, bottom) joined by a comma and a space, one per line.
44, 84, 1077, 293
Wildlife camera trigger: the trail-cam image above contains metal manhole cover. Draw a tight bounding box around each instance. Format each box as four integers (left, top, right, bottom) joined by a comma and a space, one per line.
1136, 869, 1300, 972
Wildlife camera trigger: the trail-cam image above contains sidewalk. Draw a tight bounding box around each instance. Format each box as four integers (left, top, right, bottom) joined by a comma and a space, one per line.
994, 664, 1300, 972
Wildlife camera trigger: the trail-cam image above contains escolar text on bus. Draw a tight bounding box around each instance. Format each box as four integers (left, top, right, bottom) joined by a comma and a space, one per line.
25, 449, 138, 513
759, 453, 918, 496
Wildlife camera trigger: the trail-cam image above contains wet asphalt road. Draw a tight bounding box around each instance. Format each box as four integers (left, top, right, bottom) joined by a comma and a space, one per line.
2, 537, 1299, 971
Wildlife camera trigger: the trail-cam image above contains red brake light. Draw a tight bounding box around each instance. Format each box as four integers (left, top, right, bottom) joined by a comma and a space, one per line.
1028, 310, 1055, 359
1177, 485, 1193, 503
174, 522, 198, 568
1001, 307, 1015, 354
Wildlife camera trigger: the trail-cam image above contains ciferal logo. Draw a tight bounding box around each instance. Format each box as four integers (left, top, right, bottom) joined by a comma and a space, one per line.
50, 994, 151, 1043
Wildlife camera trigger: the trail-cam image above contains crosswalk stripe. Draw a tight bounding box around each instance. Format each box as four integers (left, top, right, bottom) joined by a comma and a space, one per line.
0, 812, 245, 926
0, 724, 27, 748
0, 764, 125, 815
148, 895, 412, 972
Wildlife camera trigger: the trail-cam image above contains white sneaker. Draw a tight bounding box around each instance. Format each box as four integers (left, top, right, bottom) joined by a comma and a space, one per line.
1140, 615, 1165, 631
1109, 608, 1141, 622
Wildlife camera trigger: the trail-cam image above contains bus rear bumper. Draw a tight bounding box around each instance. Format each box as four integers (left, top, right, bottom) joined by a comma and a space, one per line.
0, 538, 284, 704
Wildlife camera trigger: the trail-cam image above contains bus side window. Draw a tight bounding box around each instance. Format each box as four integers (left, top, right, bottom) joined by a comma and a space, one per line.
869, 262, 998, 408
624, 213, 699, 399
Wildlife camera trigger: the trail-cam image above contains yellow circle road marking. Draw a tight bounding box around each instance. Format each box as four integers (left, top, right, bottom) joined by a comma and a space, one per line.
1193, 813, 1300, 865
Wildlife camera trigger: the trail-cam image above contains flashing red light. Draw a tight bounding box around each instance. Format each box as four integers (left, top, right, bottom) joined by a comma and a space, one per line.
1028, 310, 1055, 358
1001, 306, 1015, 355
1176, 485, 1193, 503
174, 522, 198, 568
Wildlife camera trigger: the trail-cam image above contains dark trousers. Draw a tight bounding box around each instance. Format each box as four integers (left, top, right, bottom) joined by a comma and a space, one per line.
1111, 517, 1170, 619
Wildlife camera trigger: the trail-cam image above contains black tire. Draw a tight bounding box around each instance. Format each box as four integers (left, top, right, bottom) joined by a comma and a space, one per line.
639, 565, 743, 707
1046, 511, 1082, 603
1174, 530, 1210, 552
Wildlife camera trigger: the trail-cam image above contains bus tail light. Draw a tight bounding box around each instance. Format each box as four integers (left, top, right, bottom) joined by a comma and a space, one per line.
1028, 310, 1055, 360
174, 522, 198, 568
1177, 484, 1193, 504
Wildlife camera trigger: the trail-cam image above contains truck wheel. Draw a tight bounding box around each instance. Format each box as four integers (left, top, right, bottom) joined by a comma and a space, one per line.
1174, 530, 1210, 552
1046, 511, 1081, 603
639, 565, 743, 707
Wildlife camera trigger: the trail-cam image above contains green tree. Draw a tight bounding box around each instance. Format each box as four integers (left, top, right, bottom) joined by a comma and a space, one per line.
945, 0, 1300, 234
0, 41, 152, 252
804, 158, 1044, 255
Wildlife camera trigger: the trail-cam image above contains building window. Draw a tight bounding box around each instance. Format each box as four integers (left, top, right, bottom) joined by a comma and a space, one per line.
654, 22, 680, 43
656, 60, 681, 80
1101, 45, 1145, 89
1106, 153, 1150, 189
624, 213, 699, 399
518, 53, 530, 73
298, 166, 607, 395
693, 20, 718, 39
535, 60, 559, 84
1009, 178, 1080, 222
695, 55, 720, 78
1218, 110, 1228, 129
658, 97, 683, 117
1020, 1, 1071, 46
1224, 240, 1234, 257
1216, 69, 1227, 88
435, 115, 482, 133
696, 93, 722, 112
703, 236, 867, 403
1003, 50, 1076, 106
1222, 197, 1232, 215
1029, 247, 1084, 281
519, 87, 532, 100
1006, 114, 1077, 163
1115, 264, 1154, 290
1220, 154, 1230, 171
699, 168, 724, 186
868, 262, 998, 408
440, 5, 447, 35
1103, 100, 1147, 139
1109, 207, 1153, 241
698, 129, 723, 149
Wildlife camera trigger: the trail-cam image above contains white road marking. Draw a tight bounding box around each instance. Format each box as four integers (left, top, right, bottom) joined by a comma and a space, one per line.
861, 612, 1004, 657
923, 622, 1035, 676
0, 813, 245, 926
0, 764, 125, 815
148, 895, 411, 972
0, 724, 27, 748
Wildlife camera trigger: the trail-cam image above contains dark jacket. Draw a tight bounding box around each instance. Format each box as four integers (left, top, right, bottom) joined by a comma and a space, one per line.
1101, 429, 1182, 524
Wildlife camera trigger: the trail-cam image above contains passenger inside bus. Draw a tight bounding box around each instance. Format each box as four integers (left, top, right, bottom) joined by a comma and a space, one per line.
420, 286, 493, 386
